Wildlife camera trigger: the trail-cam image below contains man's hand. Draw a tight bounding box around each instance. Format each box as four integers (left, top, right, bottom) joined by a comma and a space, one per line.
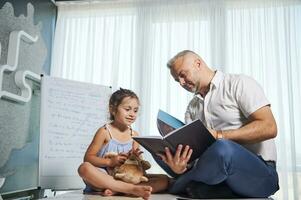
157, 144, 193, 174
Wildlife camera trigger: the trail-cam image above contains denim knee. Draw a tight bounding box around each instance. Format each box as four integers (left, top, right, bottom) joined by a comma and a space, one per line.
206, 139, 236, 164
190, 140, 236, 184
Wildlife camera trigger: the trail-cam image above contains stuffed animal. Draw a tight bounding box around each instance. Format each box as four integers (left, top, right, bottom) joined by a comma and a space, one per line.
104, 151, 151, 184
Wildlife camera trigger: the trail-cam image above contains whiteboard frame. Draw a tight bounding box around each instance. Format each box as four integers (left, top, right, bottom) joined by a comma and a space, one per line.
39, 176, 84, 190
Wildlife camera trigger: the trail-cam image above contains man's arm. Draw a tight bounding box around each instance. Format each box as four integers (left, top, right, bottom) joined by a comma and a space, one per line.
213, 105, 277, 144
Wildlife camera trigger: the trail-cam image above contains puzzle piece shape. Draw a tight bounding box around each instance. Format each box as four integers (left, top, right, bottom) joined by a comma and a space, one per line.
0, 30, 41, 103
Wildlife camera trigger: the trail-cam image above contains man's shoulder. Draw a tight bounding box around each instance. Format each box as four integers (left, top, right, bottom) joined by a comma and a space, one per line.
224, 72, 250, 80
223, 72, 258, 86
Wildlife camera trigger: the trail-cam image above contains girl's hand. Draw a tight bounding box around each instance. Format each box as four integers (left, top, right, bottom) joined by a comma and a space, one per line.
130, 140, 143, 156
105, 153, 128, 167
157, 144, 193, 174
130, 148, 143, 157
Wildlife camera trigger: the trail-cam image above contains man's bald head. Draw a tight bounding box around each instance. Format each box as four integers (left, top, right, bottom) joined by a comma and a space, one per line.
167, 50, 199, 69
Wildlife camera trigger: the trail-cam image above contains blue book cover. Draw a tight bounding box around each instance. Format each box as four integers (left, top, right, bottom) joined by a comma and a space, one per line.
157, 109, 185, 136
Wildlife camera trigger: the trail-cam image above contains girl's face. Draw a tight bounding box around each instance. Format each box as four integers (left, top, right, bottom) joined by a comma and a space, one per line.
113, 97, 139, 126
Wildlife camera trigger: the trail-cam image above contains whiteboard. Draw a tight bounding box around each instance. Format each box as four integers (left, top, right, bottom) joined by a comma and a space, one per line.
39, 75, 111, 190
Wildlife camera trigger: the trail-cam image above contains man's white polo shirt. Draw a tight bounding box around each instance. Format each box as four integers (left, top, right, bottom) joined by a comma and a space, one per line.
185, 71, 276, 162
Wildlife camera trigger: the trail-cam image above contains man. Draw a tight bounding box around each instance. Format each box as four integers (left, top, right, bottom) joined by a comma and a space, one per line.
155, 50, 279, 198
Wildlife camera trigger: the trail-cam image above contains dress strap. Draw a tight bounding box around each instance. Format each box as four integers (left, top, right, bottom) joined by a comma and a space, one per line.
104, 124, 113, 139
129, 126, 133, 137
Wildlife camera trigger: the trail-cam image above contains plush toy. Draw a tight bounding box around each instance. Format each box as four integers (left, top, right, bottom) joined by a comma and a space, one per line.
104, 151, 151, 184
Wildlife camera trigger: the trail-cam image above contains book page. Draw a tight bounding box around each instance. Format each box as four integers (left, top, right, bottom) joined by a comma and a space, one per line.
157, 119, 176, 136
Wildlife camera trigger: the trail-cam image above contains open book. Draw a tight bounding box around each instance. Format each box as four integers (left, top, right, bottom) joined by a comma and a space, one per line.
133, 110, 216, 163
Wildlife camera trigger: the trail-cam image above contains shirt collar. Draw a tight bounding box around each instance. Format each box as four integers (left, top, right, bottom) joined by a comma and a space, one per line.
194, 70, 224, 99
211, 70, 224, 88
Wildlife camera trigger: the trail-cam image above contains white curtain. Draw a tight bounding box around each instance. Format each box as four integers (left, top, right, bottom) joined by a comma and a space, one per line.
51, 0, 301, 199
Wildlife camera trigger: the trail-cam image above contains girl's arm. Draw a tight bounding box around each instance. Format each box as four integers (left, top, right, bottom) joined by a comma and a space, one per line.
84, 127, 124, 168
132, 131, 152, 170
131, 130, 144, 158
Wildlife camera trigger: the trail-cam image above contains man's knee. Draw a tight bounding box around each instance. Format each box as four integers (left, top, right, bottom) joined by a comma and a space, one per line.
209, 139, 237, 161
194, 139, 239, 172
191, 140, 238, 183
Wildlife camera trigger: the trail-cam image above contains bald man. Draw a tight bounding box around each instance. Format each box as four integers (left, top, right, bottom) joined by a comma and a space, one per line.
155, 50, 279, 198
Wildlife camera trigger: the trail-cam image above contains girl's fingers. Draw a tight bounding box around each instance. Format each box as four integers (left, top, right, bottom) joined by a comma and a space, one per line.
119, 153, 128, 157
137, 150, 143, 156
120, 156, 127, 160
119, 158, 127, 164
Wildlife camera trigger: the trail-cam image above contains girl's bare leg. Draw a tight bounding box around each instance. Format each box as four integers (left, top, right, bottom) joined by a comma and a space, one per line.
78, 162, 152, 199
102, 189, 115, 196
103, 174, 170, 195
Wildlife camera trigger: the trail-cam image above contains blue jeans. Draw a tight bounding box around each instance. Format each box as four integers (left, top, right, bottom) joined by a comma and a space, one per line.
153, 139, 279, 198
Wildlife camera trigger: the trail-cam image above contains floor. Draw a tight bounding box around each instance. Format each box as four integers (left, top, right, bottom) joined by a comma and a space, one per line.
39, 190, 272, 200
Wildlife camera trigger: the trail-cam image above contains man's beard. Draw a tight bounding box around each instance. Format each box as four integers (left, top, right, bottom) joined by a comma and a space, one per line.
184, 85, 197, 93
183, 79, 200, 94
192, 80, 200, 94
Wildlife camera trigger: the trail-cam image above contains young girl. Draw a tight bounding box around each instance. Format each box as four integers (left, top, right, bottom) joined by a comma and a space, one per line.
78, 88, 169, 200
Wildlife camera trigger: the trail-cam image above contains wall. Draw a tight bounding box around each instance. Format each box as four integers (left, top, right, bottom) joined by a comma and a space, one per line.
0, 0, 56, 195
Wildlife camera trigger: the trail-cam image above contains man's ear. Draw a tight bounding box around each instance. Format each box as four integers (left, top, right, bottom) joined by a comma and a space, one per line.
195, 58, 202, 70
